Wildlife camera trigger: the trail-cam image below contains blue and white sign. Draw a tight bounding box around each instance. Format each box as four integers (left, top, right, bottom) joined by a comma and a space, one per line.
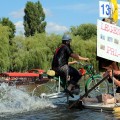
99, 1, 112, 18
99, 1, 120, 19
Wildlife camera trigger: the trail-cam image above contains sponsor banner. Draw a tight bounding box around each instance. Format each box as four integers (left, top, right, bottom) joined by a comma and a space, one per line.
97, 19, 120, 62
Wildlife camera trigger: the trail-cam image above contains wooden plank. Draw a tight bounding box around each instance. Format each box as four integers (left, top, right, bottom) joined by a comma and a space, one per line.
83, 103, 120, 112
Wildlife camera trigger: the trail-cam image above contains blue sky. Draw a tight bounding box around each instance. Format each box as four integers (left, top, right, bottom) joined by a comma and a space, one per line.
0, 0, 120, 35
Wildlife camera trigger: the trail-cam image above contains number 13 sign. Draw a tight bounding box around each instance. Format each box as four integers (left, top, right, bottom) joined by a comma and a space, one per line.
99, 1, 111, 18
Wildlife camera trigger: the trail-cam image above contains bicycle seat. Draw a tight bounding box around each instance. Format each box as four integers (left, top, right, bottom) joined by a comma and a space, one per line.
47, 70, 55, 77
47, 69, 61, 78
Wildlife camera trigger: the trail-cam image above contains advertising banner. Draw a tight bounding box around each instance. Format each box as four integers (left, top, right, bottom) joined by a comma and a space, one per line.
97, 19, 120, 63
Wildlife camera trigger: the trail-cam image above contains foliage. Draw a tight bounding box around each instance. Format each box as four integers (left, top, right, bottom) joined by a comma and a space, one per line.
24, 33, 61, 70
0, 17, 16, 45
0, 25, 10, 72
9, 36, 26, 71
0, 21, 99, 72
70, 35, 98, 70
23, 1, 46, 37
8, 33, 98, 72
70, 24, 97, 40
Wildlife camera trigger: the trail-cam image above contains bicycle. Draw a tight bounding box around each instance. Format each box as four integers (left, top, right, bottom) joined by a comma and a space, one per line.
77, 62, 109, 97
32, 62, 109, 103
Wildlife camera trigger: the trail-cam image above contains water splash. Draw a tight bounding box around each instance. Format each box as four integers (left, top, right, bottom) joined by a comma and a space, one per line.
0, 83, 56, 115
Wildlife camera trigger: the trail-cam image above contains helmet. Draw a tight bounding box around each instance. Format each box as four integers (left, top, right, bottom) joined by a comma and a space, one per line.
62, 34, 72, 41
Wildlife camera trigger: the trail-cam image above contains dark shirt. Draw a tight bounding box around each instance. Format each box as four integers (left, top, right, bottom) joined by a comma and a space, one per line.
52, 44, 73, 68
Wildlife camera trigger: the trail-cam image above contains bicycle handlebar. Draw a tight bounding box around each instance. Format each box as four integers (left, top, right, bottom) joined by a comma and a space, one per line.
76, 61, 90, 67
76, 61, 95, 75
76, 61, 84, 66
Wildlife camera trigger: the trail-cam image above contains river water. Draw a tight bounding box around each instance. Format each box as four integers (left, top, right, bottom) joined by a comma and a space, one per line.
0, 83, 119, 120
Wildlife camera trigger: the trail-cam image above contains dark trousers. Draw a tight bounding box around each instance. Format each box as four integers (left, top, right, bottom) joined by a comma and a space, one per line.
69, 66, 82, 85
53, 65, 82, 85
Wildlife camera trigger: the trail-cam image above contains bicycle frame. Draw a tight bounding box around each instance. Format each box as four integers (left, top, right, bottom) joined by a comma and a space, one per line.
78, 62, 108, 96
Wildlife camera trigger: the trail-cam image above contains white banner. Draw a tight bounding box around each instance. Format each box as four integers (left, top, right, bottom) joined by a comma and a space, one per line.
97, 19, 120, 63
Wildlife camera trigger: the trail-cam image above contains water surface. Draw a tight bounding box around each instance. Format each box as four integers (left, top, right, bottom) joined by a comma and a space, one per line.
0, 83, 119, 120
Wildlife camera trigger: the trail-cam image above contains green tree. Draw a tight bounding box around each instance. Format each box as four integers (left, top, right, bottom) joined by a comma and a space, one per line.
10, 36, 27, 72
0, 24, 10, 72
24, 1, 46, 37
0, 18, 16, 45
70, 24, 97, 40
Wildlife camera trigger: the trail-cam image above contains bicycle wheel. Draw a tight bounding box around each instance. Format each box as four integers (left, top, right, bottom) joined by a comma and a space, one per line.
85, 76, 108, 98
32, 84, 52, 97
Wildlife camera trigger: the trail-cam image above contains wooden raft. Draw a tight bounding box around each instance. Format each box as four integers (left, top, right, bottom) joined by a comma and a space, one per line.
83, 102, 120, 112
